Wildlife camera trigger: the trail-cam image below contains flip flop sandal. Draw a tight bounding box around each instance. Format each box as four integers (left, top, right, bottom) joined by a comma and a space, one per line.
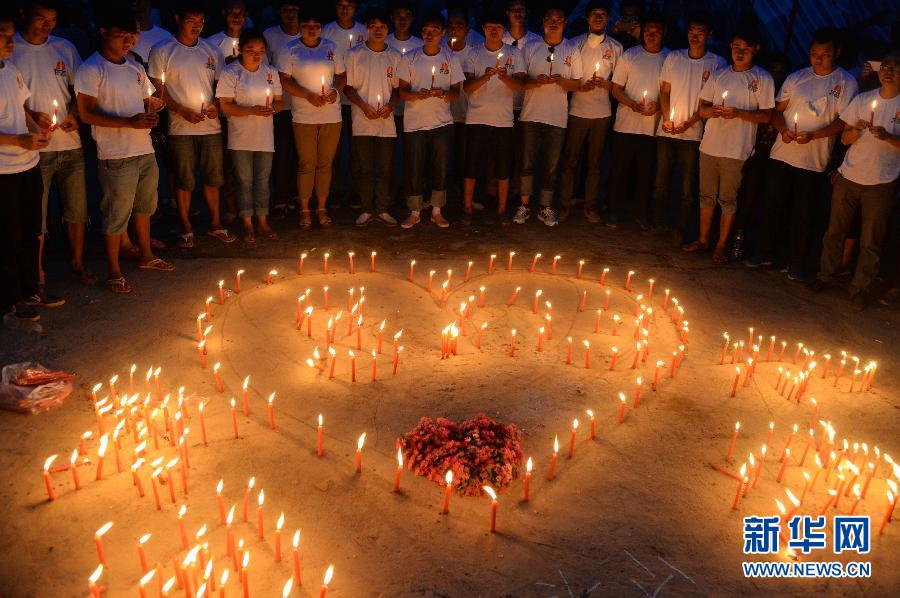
713, 248, 729, 265
177, 233, 194, 249
207, 229, 236, 244
106, 276, 132, 294
72, 269, 99, 286
300, 210, 312, 231
317, 210, 333, 227
138, 258, 175, 272
150, 238, 167, 250
244, 233, 257, 244
681, 240, 708, 253
120, 245, 141, 260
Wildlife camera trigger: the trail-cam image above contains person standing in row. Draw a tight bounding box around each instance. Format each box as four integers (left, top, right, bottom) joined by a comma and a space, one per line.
749, 29, 857, 278
684, 28, 774, 264
558, 1, 622, 224
385, 1, 422, 202
207, 0, 249, 62
608, 13, 668, 229
75, 7, 172, 294
810, 53, 900, 311
461, 9, 524, 225
264, 0, 300, 211
132, 0, 173, 65
344, 8, 401, 227
278, 7, 345, 230
216, 29, 283, 242
398, 13, 462, 229
447, 8, 478, 203
14, 0, 93, 300
654, 13, 724, 244
0, 9, 52, 328
149, 2, 234, 249
515, 6, 582, 227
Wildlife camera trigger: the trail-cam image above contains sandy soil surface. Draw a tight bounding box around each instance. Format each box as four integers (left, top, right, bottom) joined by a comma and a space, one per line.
0, 217, 898, 597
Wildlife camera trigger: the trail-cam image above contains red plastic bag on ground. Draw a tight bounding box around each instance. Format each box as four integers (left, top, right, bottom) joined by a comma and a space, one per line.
0, 362, 74, 414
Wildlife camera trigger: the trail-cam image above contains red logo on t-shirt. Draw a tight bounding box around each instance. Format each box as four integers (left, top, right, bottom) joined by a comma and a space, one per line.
603, 48, 612, 59
16, 73, 24, 89
54, 60, 67, 76
893, 110, 900, 124
136, 72, 143, 86
829, 84, 842, 99
440, 62, 449, 75
564, 54, 573, 66
206, 56, 216, 71
386, 66, 394, 79
702, 70, 710, 83
748, 78, 759, 92
327, 50, 335, 61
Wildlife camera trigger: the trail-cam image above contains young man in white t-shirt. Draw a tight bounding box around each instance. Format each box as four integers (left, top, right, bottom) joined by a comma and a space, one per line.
684, 28, 774, 264
608, 14, 668, 228
263, 0, 300, 208
654, 13, 725, 244
748, 29, 858, 278
461, 9, 524, 225
132, 1, 174, 64
0, 11, 52, 329
344, 8, 401, 227
149, 3, 232, 249
810, 52, 900, 311
558, 1, 622, 224
515, 6, 582, 227
397, 13, 463, 228
13, 0, 94, 300
447, 8, 477, 203
75, 8, 171, 294
206, 0, 249, 62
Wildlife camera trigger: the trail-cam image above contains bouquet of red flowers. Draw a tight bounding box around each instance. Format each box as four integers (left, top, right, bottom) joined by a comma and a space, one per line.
399, 413, 523, 496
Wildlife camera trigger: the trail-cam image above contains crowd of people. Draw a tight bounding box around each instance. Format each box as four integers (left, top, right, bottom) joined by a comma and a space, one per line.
0, 0, 898, 332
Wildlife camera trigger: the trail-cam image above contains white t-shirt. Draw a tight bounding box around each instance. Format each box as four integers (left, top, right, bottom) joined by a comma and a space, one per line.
323, 21, 367, 107
277, 38, 344, 125
215, 61, 281, 151
262, 26, 300, 110
148, 38, 223, 136
656, 48, 725, 141
445, 29, 485, 48
838, 89, 900, 186
399, 47, 464, 132
345, 43, 401, 138
770, 66, 858, 172
699, 65, 775, 161
11, 34, 82, 152
520, 38, 582, 129
0, 62, 38, 174
568, 32, 623, 120
463, 43, 524, 128
611, 45, 669, 136
74, 53, 155, 160
449, 44, 475, 123
207, 31, 241, 60
385, 34, 423, 117
502, 29, 542, 111
134, 26, 175, 63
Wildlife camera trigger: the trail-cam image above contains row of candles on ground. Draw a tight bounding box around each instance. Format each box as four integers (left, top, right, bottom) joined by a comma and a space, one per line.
720, 330, 877, 398
716, 416, 898, 536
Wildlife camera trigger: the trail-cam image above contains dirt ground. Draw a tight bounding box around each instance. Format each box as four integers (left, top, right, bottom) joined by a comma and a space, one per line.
1, 214, 898, 597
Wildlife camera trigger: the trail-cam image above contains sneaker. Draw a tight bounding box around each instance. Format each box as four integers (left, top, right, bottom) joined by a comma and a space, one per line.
3, 310, 43, 332
24, 289, 65, 308
472, 201, 485, 211
377, 212, 398, 227
460, 211, 473, 226
583, 207, 601, 224
513, 205, 530, 225
850, 292, 868, 312
431, 211, 450, 228
786, 268, 805, 281
742, 255, 774, 268
557, 206, 571, 223
12, 303, 40, 321
401, 212, 421, 229
355, 212, 373, 227
538, 207, 559, 227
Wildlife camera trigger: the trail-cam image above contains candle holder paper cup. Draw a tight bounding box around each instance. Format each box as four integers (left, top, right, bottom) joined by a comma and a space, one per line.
0, 362, 75, 414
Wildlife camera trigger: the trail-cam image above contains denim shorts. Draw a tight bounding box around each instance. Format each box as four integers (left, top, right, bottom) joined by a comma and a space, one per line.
38, 148, 88, 233
98, 153, 159, 235
167, 133, 225, 192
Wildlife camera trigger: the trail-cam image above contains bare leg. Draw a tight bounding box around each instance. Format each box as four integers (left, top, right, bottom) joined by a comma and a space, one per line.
497, 179, 509, 214
176, 189, 193, 234
717, 212, 736, 250
463, 178, 476, 213
133, 215, 157, 265
203, 185, 223, 230
257, 215, 273, 235
698, 207, 715, 245
67, 223, 85, 272
104, 234, 123, 278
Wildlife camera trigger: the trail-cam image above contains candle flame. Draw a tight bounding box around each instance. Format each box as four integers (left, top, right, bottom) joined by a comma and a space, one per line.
323, 564, 334, 585
445, 470, 453, 485
242, 551, 250, 569
282, 578, 293, 598
226, 505, 235, 525
139, 532, 152, 544
572, 418, 579, 430
43, 454, 57, 471
292, 529, 301, 548
89, 565, 103, 584
276, 512, 285, 530
140, 569, 155, 586
483, 485, 497, 500
96, 521, 114, 537
397, 447, 403, 467
553, 435, 559, 454
357, 433, 366, 450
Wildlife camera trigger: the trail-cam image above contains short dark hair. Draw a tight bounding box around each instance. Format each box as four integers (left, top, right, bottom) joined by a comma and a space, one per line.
481, 9, 506, 27
641, 12, 666, 29
390, 0, 414, 14
238, 27, 265, 49
732, 26, 761, 48
364, 7, 390, 27
175, 1, 206, 19
685, 12, 713, 32
297, 6, 325, 24
24, 0, 61, 17
420, 12, 445, 29
585, 1, 611, 15
543, 5, 568, 18
811, 27, 841, 50
276, 0, 301, 9
96, 6, 138, 33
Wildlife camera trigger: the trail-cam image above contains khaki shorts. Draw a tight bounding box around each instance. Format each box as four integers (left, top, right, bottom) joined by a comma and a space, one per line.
699, 151, 745, 215
168, 133, 225, 191
98, 153, 159, 235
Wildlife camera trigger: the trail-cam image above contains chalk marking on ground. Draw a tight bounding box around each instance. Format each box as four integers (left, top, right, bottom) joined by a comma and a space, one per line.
624, 549, 656, 578
534, 582, 555, 587
558, 569, 574, 598
631, 579, 651, 597
657, 556, 696, 585
651, 574, 673, 597
585, 580, 602, 594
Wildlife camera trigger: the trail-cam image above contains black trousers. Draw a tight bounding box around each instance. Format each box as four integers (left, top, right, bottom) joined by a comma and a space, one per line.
0, 164, 43, 313
607, 132, 656, 223
758, 158, 824, 273
272, 110, 297, 205
353, 136, 394, 215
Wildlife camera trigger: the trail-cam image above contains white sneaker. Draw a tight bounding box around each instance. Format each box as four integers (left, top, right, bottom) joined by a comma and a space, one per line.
377, 212, 398, 226
513, 205, 530, 225
356, 212, 373, 227
538, 207, 559, 227
472, 201, 485, 211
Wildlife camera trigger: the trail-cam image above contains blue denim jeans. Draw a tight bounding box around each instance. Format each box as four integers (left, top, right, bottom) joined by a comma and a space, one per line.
230, 150, 273, 217
98, 153, 159, 235
38, 148, 88, 233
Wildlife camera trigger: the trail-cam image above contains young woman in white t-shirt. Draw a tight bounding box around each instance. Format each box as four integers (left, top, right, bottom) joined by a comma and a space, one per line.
217, 29, 284, 242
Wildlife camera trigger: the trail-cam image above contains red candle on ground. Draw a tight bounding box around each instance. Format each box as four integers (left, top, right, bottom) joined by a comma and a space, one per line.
371, 350, 378, 381
577, 259, 584, 279
355, 433, 366, 473
523, 457, 533, 501
42, 455, 57, 500
442, 471, 453, 513
725, 422, 740, 461
427, 270, 435, 292
137, 533, 151, 573
316, 414, 324, 456
548, 436, 559, 480
586, 410, 596, 440
393, 448, 403, 493
600, 267, 609, 286
579, 290, 587, 312
530, 253, 541, 272
617, 392, 627, 423
242, 477, 255, 522
633, 376, 643, 407
318, 565, 334, 598
507, 251, 515, 270
625, 270, 634, 291
370, 251, 377, 272
568, 419, 578, 458
509, 329, 517, 357
483, 486, 498, 532
323, 252, 329, 274
730, 367, 741, 397
230, 399, 239, 438
95, 521, 113, 565
349, 350, 356, 382
583, 341, 591, 368
267, 393, 276, 430
150, 468, 163, 509
776, 449, 791, 482
731, 465, 747, 509
565, 337, 572, 363
95, 433, 109, 481
89, 565, 103, 598
292, 531, 302, 584
488, 254, 496, 274
532, 289, 542, 313
257, 490, 265, 539
69, 450, 81, 490
594, 309, 602, 333
609, 347, 619, 370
